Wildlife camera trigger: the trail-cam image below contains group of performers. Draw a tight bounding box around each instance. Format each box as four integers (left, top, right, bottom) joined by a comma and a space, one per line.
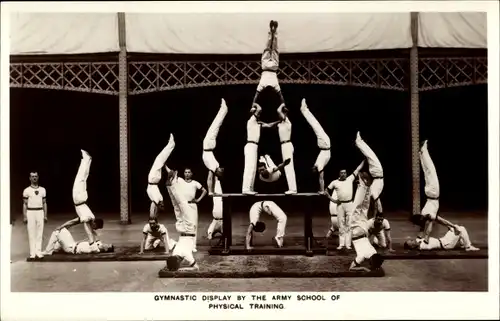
22, 20, 479, 273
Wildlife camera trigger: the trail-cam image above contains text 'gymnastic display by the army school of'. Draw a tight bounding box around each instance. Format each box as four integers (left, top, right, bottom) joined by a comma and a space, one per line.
6, 7, 494, 320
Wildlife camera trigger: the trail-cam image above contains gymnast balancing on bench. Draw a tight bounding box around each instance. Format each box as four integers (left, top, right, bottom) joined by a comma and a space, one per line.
404, 223, 480, 252
202, 98, 228, 240
147, 134, 175, 219
242, 103, 280, 195
252, 20, 285, 107
245, 200, 288, 249
56, 150, 103, 253
43, 223, 113, 255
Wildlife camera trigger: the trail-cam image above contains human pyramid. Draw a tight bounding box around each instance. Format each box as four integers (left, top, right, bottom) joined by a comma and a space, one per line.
32, 20, 479, 273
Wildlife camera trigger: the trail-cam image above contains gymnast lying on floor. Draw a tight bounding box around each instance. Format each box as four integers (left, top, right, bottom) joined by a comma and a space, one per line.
43, 227, 114, 255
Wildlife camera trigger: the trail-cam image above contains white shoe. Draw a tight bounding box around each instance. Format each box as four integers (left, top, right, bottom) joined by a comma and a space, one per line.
243, 190, 257, 195
346, 247, 352, 251
300, 98, 308, 110
356, 131, 362, 141
336, 246, 345, 250
273, 237, 284, 248
466, 246, 480, 251
192, 248, 198, 253
284, 190, 297, 195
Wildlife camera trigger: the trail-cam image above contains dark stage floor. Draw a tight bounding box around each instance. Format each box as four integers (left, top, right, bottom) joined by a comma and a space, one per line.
10, 210, 488, 292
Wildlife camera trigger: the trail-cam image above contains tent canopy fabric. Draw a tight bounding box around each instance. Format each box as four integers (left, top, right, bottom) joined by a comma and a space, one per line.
10, 12, 487, 55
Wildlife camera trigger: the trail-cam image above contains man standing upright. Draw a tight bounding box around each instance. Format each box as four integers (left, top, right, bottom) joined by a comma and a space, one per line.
325, 161, 365, 250
177, 168, 207, 252
242, 103, 280, 195
277, 103, 297, 194
23, 171, 47, 260
252, 20, 285, 106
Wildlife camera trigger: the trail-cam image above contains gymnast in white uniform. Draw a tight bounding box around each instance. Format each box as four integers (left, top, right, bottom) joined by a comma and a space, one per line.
203, 98, 227, 195
277, 104, 297, 194
147, 134, 175, 219
257, 155, 291, 183
242, 103, 280, 195
300, 99, 331, 193
355, 132, 384, 215
252, 20, 285, 106
43, 225, 112, 255
404, 223, 479, 252
245, 200, 288, 249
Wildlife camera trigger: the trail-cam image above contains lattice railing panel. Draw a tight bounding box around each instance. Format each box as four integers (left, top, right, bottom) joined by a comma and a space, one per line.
186, 62, 226, 87
379, 59, 407, 90
91, 63, 119, 94
10, 62, 119, 95
11, 57, 486, 95
128, 58, 409, 94
351, 60, 379, 88
279, 60, 310, 84
159, 62, 185, 90
419, 57, 487, 91
225, 61, 261, 84
309, 60, 350, 85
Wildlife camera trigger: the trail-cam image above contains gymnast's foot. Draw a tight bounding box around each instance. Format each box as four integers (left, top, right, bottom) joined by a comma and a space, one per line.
285, 190, 297, 195
243, 190, 257, 195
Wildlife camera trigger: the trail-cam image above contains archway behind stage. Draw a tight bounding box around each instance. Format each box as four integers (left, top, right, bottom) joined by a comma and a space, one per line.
9, 84, 487, 218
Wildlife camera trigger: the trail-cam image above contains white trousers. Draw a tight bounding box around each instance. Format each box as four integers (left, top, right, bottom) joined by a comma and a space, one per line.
275, 214, 287, 239
352, 234, 377, 263
168, 182, 198, 235
337, 202, 354, 247
369, 231, 387, 248
144, 235, 176, 251
147, 184, 163, 205
27, 210, 44, 257
72, 155, 91, 204
441, 226, 472, 249
420, 142, 440, 199
148, 134, 175, 184
355, 135, 384, 201
166, 187, 182, 223
242, 143, 258, 192
75, 203, 95, 223
202, 151, 219, 173
300, 104, 331, 149
421, 199, 439, 220
172, 236, 196, 266
315, 150, 331, 173
257, 70, 280, 92
281, 142, 297, 192
203, 101, 228, 150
